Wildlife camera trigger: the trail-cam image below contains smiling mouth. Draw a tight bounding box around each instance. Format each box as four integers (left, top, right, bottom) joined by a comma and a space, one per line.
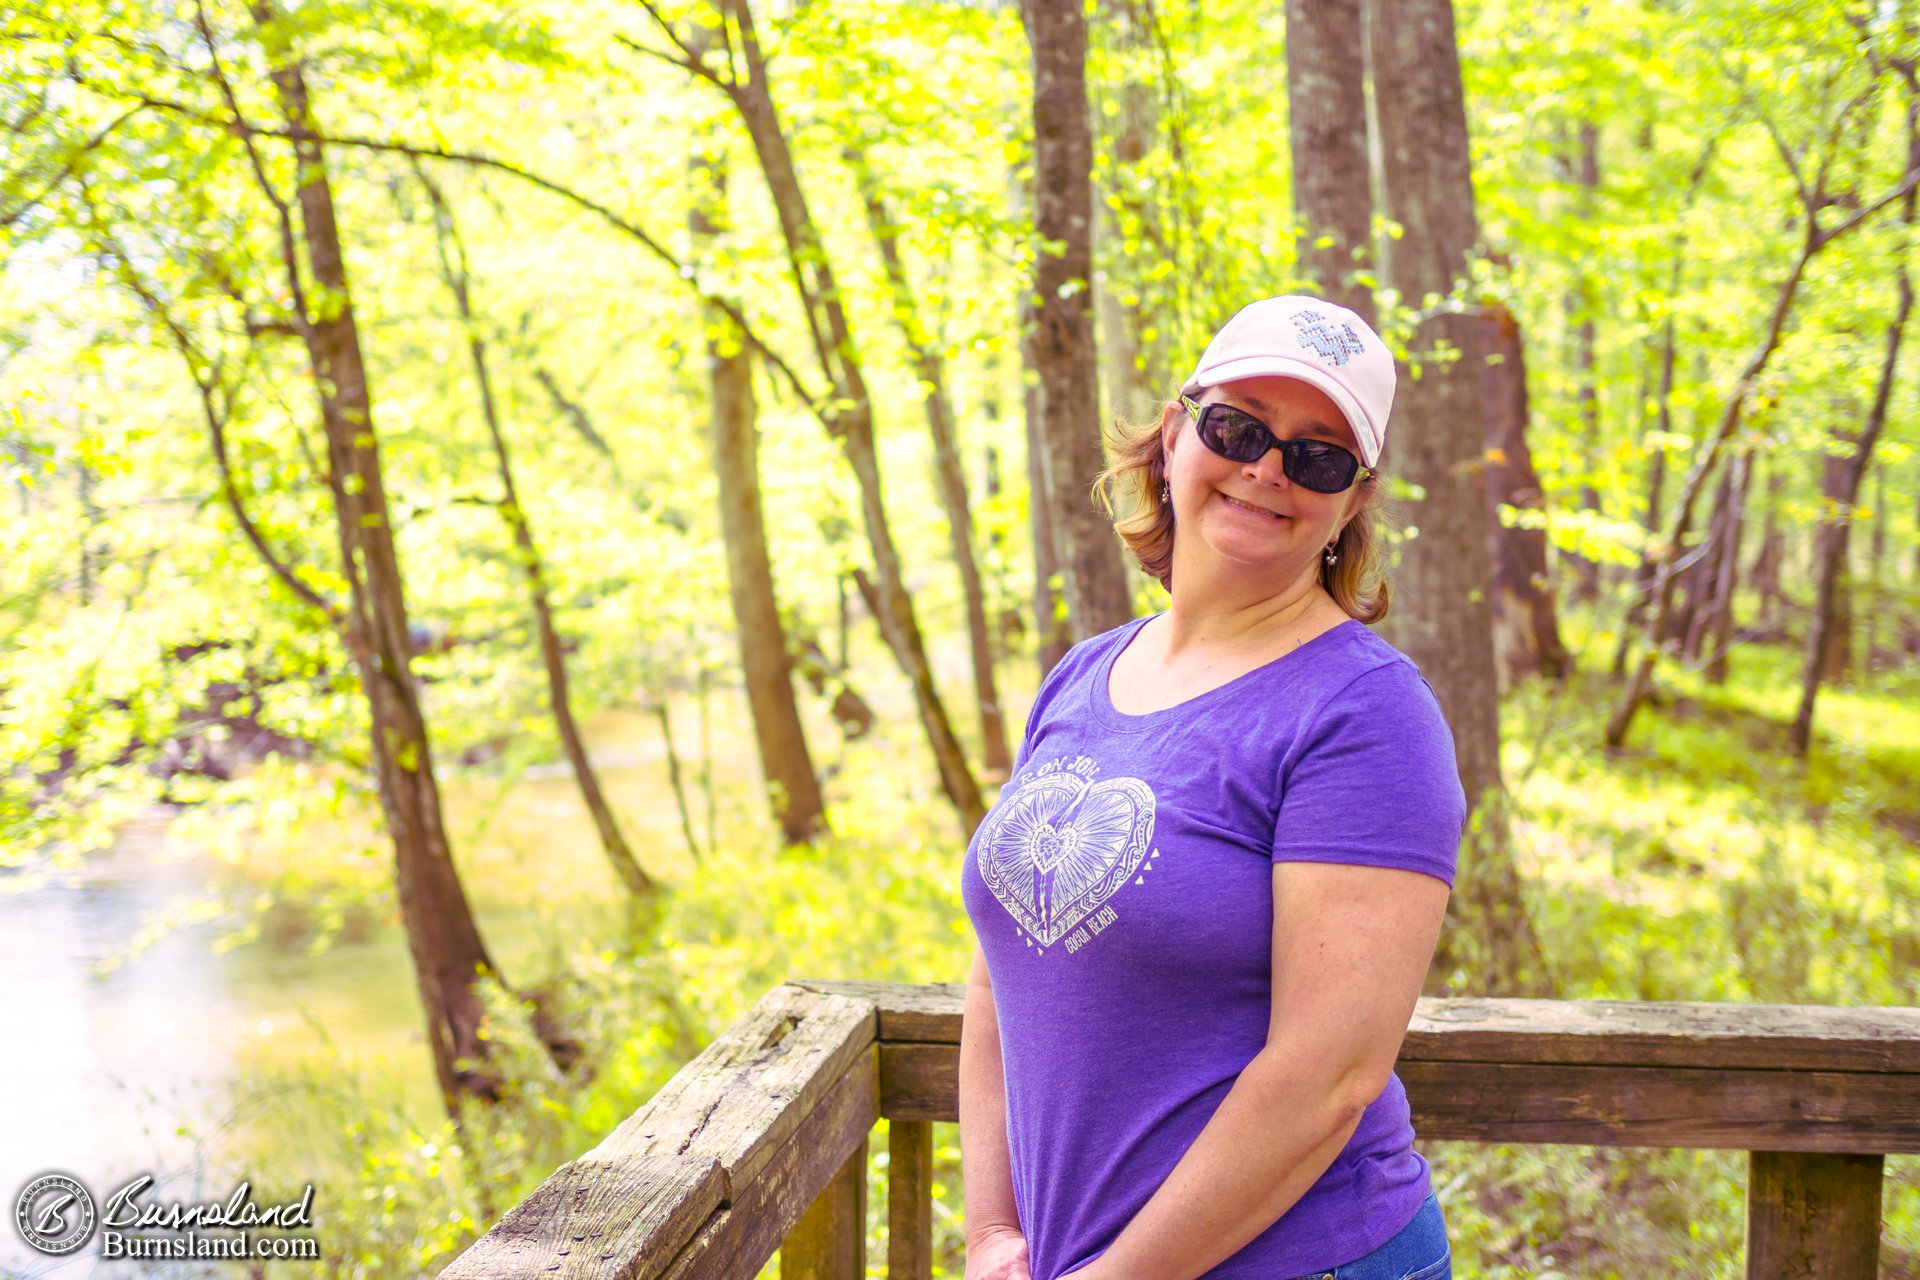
1220, 492, 1286, 520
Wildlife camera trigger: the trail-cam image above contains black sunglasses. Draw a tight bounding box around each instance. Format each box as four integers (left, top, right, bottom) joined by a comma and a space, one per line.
1181, 395, 1370, 495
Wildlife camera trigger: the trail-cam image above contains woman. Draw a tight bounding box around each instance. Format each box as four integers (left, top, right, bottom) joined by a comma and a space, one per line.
959, 296, 1465, 1280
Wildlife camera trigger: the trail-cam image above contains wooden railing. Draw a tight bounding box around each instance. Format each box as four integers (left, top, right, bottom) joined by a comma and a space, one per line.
440, 981, 1920, 1280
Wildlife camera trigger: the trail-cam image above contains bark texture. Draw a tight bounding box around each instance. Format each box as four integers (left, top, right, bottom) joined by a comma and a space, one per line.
263, 48, 500, 1111
1094, 0, 1165, 424
720, 0, 985, 831
1287, 0, 1376, 322
847, 149, 1011, 775
1370, 0, 1546, 996
1022, 0, 1135, 643
690, 140, 828, 843
1481, 303, 1570, 686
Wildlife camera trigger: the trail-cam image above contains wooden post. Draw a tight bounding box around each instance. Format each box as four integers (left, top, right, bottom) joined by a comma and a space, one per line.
1746, 1150, 1884, 1280
887, 1120, 935, 1280
784, 1135, 867, 1280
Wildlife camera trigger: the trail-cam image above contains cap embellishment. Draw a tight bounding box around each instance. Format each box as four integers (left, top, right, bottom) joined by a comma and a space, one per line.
1288, 310, 1367, 367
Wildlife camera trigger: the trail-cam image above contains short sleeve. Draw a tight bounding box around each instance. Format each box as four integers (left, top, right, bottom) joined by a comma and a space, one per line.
1269, 659, 1466, 886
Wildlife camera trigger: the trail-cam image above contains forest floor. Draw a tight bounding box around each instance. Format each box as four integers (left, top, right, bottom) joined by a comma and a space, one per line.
154, 620, 1919, 1279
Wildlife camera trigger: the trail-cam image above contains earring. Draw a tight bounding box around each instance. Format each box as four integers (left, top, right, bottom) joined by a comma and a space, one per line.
1162, 481, 1171, 502
1323, 542, 1339, 567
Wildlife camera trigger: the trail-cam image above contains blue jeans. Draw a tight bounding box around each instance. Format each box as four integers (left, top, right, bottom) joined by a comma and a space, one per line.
1284, 1192, 1450, 1280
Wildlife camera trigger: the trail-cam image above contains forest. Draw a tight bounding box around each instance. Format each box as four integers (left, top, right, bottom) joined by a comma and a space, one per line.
3, 0, 1918, 1273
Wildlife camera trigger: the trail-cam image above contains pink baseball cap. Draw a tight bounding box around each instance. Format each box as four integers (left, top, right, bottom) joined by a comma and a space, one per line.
1179, 296, 1396, 467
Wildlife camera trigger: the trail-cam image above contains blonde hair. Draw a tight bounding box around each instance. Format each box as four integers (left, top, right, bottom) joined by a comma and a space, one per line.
1095, 400, 1392, 624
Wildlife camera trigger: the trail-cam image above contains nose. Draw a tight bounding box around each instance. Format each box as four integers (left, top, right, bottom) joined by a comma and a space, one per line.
1244, 445, 1292, 489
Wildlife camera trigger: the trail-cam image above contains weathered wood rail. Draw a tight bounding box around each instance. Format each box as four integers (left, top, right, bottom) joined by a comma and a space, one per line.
440, 981, 1920, 1280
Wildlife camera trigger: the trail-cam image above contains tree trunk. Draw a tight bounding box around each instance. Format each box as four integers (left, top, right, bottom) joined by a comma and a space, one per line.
262, 46, 501, 1113
1606, 234, 1820, 747
1750, 461, 1786, 634
1481, 301, 1570, 686
1612, 325, 1674, 676
1791, 262, 1910, 753
1702, 451, 1751, 685
720, 0, 985, 832
418, 169, 658, 897
1680, 459, 1735, 663
1607, 110, 1920, 747
1288, 0, 1376, 323
653, 700, 702, 864
1021, 0, 1135, 643
1611, 137, 1716, 677
689, 134, 828, 844
1094, 0, 1165, 425
846, 148, 1011, 776
1564, 122, 1604, 603
1866, 462, 1886, 669
1370, 0, 1547, 997
1018, 216, 1072, 680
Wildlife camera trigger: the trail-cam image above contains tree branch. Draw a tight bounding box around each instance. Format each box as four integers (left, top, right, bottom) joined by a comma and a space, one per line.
78, 187, 343, 627
126, 91, 830, 422
0, 103, 147, 229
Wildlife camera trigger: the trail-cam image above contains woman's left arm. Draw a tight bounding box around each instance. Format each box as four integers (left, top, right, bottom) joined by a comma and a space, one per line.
1073, 860, 1449, 1280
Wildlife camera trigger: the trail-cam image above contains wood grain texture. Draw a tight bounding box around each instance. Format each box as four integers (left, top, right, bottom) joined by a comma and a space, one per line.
802, 984, 1920, 1072
1400, 1062, 1920, 1152
439, 1154, 726, 1280
440, 986, 877, 1280
795, 980, 967, 1044
782, 1137, 868, 1280
1746, 1151, 1884, 1279
881, 1043, 959, 1122
659, 1051, 879, 1280
887, 1120, 935, 1280
1404, 999, 1920, 1072
582, 985, 875, 1188
881, 1043, 1920, 1152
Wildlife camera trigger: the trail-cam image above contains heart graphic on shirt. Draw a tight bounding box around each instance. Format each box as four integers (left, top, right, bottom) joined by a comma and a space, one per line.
977, 771, 1156, 948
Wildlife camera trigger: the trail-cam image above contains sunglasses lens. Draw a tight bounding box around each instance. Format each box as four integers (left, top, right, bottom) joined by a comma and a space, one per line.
1285, 441, 1361, 493
1192, 401, 1363, 492
1196, 405, 1273, 463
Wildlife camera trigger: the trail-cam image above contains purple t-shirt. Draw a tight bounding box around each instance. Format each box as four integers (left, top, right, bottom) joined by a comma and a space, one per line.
961, 616, 1465, 1280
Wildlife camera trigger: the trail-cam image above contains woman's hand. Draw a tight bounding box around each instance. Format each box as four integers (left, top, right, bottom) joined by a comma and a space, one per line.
965, 1224, 1033, 1280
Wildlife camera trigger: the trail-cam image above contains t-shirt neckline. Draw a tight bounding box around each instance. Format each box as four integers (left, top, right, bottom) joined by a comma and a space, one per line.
1091, 614, 1364, 732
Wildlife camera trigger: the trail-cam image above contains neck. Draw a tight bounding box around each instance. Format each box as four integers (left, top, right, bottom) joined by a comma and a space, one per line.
1163, 551, 1328, 653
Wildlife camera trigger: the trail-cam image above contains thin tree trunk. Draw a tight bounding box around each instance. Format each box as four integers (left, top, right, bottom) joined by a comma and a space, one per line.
1607, 112, 1920, 747
653, 700, 702, 864
1792, 263, 1911, 753
258, 37, 502, 1112
698, 665, 717, 856
1612, 330, 1672, 676
1288, 0, 1376, 323
1021, 0, 1136, 643
689, 131, 828, 844
717, 0, 986, 833
1702, 451, 1752, 684
1867, 462, 1886, 669
846, 147, 1011, 775
1565, 122, 1604, 603
1482, 301, 1570, 685
1750, 462, 1786, 634
1611, 137, 1716, 676
1370, 0, 1547, 997
1681, 460, 1736, 662
1022, 260, 1072, 679
417, 168, 658, 897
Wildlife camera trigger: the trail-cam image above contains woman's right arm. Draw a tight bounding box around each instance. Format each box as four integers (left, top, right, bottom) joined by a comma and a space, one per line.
960, 947, 1031, 1280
